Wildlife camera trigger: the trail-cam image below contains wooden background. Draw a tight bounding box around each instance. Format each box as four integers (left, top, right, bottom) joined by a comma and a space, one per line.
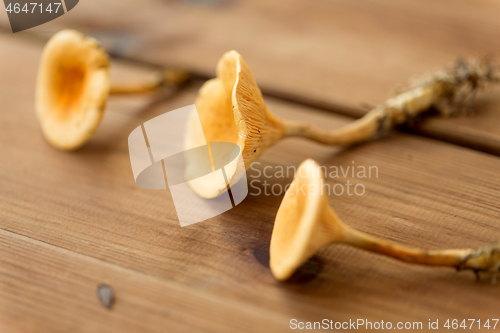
1, 0, 500, 332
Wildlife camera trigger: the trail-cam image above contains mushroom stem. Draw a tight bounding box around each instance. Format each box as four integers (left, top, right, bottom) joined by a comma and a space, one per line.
109, 68, 190, 95
270, 159, 500, 282
337, 221, 500, 276
283, 59, 497, 147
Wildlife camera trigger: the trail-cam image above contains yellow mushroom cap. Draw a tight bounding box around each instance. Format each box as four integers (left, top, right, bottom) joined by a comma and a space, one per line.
270, 159, 342, 281
36, 29, 110, 150
185, 50, 285, 198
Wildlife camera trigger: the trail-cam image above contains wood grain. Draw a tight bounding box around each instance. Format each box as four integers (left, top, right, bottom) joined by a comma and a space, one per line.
0, 229, 285, 333
2, 0, 500, 154
1, 34, 500, 332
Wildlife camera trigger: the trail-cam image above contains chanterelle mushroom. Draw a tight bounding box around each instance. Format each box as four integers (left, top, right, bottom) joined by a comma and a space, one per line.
184, 51, 285, 198
270, 159, 500, 282
36, 29, 188, 150
187, 51, 497, 198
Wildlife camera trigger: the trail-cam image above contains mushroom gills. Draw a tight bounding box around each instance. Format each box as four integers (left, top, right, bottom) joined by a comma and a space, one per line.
188, 51, 497, 199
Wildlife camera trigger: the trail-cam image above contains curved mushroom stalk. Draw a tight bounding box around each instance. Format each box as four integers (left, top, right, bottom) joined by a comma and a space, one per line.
187, 51, 497, 198
36, 30, 189, 151
185, 51, 500, 198
270, 159, 500, 282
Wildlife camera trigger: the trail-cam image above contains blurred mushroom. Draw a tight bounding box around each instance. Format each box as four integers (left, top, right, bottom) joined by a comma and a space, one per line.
187, 51, 496, 198
270, 159, 500, 282
36, 29, 189, 150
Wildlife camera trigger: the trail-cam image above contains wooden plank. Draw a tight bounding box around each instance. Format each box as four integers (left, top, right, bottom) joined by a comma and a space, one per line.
1, 34, 500, 332
2, 0, 500, 154
0, 229, 285, 333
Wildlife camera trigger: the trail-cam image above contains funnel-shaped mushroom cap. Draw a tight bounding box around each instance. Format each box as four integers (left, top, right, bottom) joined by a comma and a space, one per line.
36, 30, 110, 150
270, 159, 345, 281
185, 51, 285, 198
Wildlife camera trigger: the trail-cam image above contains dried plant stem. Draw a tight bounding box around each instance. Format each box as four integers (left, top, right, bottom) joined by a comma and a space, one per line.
284, 58, 498, 146
109, 68, 189, 95
340, 224, 500, 280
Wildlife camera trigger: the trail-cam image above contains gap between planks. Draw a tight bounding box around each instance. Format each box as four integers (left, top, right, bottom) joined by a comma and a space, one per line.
4, 28, 500, 157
